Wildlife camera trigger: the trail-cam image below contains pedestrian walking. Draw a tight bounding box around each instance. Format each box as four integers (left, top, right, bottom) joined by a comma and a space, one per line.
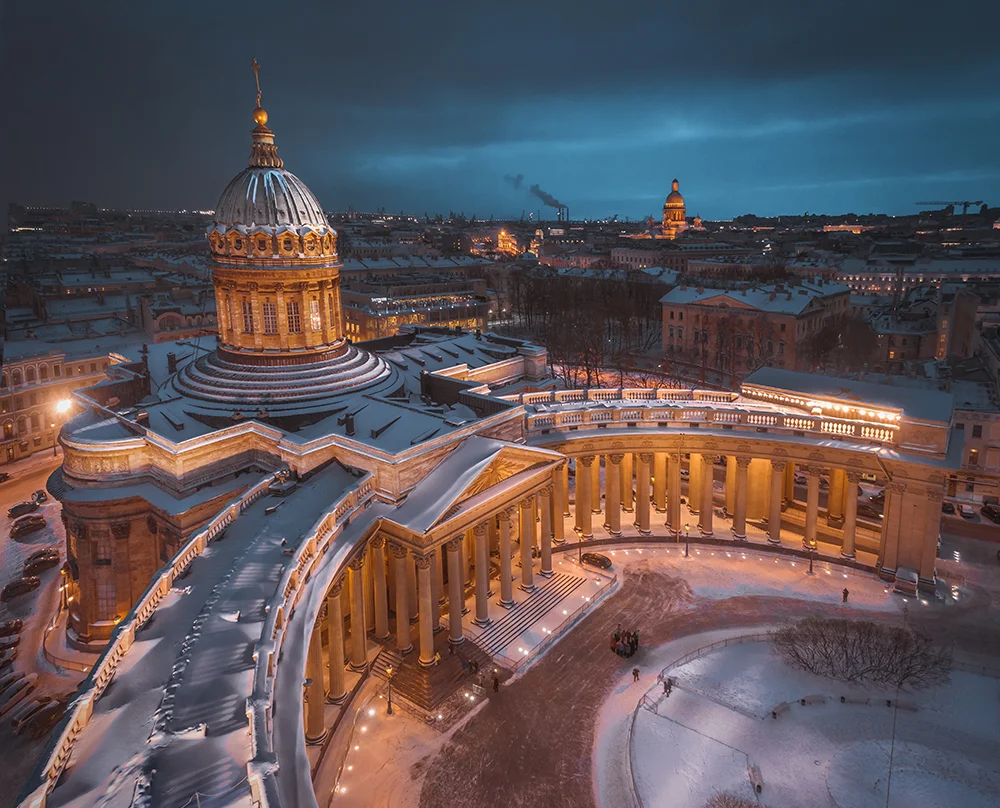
493, 675, 500, 693
665, 677, 673, 696
632, 667, 640, 683
842, 587, 849, 603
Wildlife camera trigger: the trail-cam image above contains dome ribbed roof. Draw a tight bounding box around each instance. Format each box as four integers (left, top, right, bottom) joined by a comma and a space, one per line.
213, 166, 331, 233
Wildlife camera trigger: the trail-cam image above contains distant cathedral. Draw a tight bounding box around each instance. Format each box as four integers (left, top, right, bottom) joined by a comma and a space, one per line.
660, 178, 687, 240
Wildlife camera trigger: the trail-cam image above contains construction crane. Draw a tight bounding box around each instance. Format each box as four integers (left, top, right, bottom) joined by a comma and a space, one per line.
915, 200, 984, 215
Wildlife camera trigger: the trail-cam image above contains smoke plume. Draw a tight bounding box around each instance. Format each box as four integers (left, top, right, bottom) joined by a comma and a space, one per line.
503, 173, 524, 190
529, 183, 564, 210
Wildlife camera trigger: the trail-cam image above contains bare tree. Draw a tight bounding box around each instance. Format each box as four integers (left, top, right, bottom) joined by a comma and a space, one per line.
706, 793, 757, 808
770, 617, 951, 690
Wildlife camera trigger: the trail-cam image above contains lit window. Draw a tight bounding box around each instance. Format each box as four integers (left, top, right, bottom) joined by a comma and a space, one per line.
286, 301, 302, 333
242, 300, 255, 333
262, 302, 278, 334
968, 448, 980, 467
310, 299, 321, 331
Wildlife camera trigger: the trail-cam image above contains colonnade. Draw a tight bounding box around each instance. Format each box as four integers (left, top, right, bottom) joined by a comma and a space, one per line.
303, 481, 562, 742
567, 452, 863, 559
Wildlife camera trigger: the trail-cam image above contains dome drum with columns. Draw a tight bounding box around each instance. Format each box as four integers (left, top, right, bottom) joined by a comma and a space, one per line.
661, 178, 688, 240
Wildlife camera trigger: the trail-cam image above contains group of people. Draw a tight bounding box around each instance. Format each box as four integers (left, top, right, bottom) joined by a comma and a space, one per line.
611, 623, 640, 657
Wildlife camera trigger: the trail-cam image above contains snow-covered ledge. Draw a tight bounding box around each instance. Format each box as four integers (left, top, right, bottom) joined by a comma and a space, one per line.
246, 474, 378, 808
18, 472, 278, 808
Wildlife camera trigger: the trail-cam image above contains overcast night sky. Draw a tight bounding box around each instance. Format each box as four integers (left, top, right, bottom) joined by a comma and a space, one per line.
2, 1, 1000, 221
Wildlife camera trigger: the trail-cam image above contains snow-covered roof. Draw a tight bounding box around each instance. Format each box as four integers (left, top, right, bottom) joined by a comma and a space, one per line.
660, 280, 848, 315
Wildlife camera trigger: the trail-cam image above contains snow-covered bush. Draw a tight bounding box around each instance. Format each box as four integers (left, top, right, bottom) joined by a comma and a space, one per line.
705, 792, 757, 808
769, 617, 950, 690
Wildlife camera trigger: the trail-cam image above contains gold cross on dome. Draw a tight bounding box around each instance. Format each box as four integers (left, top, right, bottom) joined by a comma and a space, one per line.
252, 57, 262, 108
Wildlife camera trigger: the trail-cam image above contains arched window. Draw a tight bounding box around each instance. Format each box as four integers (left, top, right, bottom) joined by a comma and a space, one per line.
2, 421, 13, 439
1, 373, 6, 389
39, 365, 48, 381
11, 369, 22, 385
16, 416, 27, 436
30, 412, 40, 432
25, 367, 36, 383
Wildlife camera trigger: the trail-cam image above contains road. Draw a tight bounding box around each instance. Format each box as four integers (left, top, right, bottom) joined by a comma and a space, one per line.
0, 455, 83, 808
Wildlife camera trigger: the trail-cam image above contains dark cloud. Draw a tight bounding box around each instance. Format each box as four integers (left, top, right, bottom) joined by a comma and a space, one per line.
2, 0, 999, 218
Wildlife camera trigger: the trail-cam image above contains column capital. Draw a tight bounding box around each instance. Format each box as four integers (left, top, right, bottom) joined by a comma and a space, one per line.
473, 522, 488, 537
579, 455, 595, 467
736, 456, 752, 469
886, 481, 907, 493
389, 542, 409, 560
370, 534, 386, 549
668, 452, 682, 462
701, 453, 717, 466
329, 578, 344, 598
805, 464, 824, 477
609, 453, 625, 464
348, 553, 365, 571
771, 459, 787, 472
845, 470, 864, 484
445, 536, 463, 552
519, 496, 535, 509
539, 484, 553, 498
413, 552, 434, 570
498, 507, 513, 522
638, 452, 653, 464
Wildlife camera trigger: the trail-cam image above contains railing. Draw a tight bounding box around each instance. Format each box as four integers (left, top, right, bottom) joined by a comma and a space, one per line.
520, 396, 899, 448
245, 473, 377, 808
626, 632, 770, 808
19, 472, 277, 808
505, 387, 741, 406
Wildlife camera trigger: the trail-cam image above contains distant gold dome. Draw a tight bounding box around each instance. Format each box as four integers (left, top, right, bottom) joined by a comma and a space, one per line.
664, 178, 684, 207
253, 106, 269, 126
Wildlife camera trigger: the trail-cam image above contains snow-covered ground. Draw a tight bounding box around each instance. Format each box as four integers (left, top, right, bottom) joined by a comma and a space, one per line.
631, 642, 1000, 807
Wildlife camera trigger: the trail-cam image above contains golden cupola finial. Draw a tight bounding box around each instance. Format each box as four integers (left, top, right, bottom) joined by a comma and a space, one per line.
247, 57, 283, 169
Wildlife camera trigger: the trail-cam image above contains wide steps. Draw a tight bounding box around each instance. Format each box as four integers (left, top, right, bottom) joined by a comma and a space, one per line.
473, 572, 584, 657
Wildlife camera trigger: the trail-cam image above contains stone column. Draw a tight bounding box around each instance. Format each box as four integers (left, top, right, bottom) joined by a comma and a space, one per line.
667, 452, 682, 536
305, 622, 327, 743
348, 555, 367, 670
540, 486, 554, 576
370, 537, 389, 640
391, 544, 412, 654
363, 544, 375, 632
519, 497, 536, 590
407, 552, 419, 621
415, 553, 436, 666
653, 452, 667, 513
462, 530, 472, 588
725, 456, 737, 515
560, 462, 571, 517
446, 538, 464, 644
784, 462, 796, 503
605, 454, 623, 536
732, 456, 750, 540
430, 544, 442, 632
275, 284, 290, 350
768, 461, 785, 545
828, 468, 847, 526
591, 455, 602, 514
325, 579, 346, 703
621, 453, 634, 513
841, 472, 861, 559
249, 283, 264, 350
699, 455, 715, 537
552, 465, 566, 545
576, 456, 594, 538
635, 453, 652, 535
498, 509, 515, 607
473, 522, 491, 626
804, 465, 821, 550
688, 452, 703, 514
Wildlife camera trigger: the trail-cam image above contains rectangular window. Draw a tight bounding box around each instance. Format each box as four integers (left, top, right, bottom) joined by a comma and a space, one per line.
262, 302, 278, 334
969, 448, 980, 466
54, 365, 61, 377
96, 577, 116, 620
310, 298, 321, 331
241, 300, 254, 333
973, 425, 983, 438
286, 300, 302, 333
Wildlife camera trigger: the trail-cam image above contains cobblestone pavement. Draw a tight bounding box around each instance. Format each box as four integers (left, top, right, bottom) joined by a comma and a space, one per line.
418, 561, 907, 808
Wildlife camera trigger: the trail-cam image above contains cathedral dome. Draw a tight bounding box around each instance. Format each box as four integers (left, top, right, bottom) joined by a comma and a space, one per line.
664, 178, 685, 208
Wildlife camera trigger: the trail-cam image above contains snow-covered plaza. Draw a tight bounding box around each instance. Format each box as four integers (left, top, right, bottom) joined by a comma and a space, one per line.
631, 640, 1000, 808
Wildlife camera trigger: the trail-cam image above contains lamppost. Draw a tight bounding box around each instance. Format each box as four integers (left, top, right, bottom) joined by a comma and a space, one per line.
52, 399, 72, 457
808, 548, 816, 575
385, 665, 394, 715
684, 524, 690, 558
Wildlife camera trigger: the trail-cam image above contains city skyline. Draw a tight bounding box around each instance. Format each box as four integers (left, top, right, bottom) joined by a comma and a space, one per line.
3, 1, 1000, 220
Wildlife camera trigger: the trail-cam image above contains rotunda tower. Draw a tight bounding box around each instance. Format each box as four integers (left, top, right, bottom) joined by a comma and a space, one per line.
661, 178, 687, 240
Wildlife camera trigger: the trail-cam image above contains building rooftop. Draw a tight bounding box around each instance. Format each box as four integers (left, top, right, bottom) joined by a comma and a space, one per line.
660, 279, 849, 315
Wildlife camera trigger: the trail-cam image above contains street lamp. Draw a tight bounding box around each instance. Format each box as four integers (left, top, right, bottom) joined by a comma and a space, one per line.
684, 524, 690, 558
385, 665, 394, 715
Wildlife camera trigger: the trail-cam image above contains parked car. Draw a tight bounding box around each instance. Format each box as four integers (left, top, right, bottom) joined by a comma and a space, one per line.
981, 504, 1000, 525
0, 650, 16, 671
794, 473, 807, 485
0, 472, 10, 483
870, 490, 885, 506
1, 577, 41, 602
31, 490, 48, 503
22, 699, 65, 738
10, 515, 46, 538
0, 636, 19, 652
0, 620, 22, 637
10, 698, 52, 734
0, 674, 38, 717
0, 671, 24, 696
7, 501, 40, 519
25, 548, 57, 566
959, 504, 976, 519
580, 552, 613, 570
941, 501, 956, 515
24, 555, 60, 576
856, 503, 883, 521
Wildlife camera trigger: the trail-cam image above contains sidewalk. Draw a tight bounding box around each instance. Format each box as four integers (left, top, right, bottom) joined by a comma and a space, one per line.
1, 449, 63, 480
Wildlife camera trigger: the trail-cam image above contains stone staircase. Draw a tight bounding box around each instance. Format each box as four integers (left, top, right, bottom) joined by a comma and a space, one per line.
370, 634, 493, 713
473, 572, 584, 657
